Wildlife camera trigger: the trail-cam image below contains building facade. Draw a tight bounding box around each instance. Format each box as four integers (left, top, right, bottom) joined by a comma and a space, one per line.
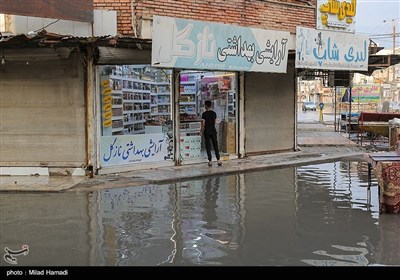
1, 0, 318, 176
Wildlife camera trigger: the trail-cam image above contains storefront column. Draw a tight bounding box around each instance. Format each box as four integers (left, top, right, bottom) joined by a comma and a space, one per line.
173, 68, 182, 166
239, 71, 245, 158
85, 47, 95, 177
294, 68, 299, 151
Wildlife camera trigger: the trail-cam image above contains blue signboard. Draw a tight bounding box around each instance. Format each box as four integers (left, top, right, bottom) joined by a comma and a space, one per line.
295, 26, 369, 71
151, 16, 290, 73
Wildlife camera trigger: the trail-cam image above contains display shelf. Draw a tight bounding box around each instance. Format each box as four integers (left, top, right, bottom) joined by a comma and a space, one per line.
179, 78, 198, 118
180, 121, 201, 135
227, 91, 236, 118
180, 101, 196, 105
150, 82, 172, 122
180, 121, 202, 159
101, 67, 174, 136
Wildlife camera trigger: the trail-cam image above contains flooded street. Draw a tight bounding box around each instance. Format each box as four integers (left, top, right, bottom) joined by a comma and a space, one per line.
1, 161, 399, 266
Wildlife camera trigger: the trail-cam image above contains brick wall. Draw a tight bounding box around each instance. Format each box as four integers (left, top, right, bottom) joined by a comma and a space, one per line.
94, 0, 316, 36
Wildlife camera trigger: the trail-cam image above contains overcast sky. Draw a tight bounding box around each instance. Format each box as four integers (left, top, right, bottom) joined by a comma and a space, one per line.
355, 0, 400, 50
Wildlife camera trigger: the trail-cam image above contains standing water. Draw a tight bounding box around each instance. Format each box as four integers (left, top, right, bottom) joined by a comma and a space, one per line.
1, 161, 399, 266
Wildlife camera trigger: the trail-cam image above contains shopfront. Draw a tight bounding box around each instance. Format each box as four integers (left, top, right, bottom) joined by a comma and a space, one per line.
97, 64, 238, 173
95, 15, 291, 173
0, 48, 87, 176
151, 16, 292, 159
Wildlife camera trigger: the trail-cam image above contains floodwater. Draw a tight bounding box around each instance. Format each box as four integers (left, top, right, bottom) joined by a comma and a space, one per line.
1, 161, 399, 266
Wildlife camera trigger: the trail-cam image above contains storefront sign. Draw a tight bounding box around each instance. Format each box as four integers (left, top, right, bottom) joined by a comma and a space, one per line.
152, 16, 290, 73
102, 88, 112, 95
103, 119, 112, 128
339, 84, 380, 103
103, 111, 112, 120
295, 27, 369, 71
100, 77, 113, 131
101, 134, 172, 166
317, 0, 357, 33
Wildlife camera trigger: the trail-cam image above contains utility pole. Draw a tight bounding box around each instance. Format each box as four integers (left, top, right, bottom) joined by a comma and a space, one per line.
392, 19, 396, 82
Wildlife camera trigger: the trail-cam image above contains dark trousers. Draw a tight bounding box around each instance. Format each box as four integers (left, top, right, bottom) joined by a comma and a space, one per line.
204, 133, 220, 161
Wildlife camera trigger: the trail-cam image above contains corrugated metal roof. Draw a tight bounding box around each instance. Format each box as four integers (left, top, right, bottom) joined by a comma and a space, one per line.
0, 30, 151, 49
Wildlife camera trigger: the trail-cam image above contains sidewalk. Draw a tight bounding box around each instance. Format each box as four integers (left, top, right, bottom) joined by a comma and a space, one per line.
0, 122, 367, 192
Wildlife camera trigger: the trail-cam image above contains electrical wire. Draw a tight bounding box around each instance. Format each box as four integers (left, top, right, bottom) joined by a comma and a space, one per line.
33, 19, 61, 33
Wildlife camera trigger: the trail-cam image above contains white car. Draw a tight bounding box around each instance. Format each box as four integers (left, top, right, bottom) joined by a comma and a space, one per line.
302, 101, 317, 111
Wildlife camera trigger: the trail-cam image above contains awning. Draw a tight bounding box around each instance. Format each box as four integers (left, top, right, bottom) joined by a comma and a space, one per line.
0, 30, 152, 64
96, 47, 151, 65
362, 54, 400, 76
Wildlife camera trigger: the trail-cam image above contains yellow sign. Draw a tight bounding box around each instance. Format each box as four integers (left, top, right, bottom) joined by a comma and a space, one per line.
103, 103, 112, 111
103, 111, 112, 120
103, 95, 112, 104
102, 87, 112, 95
101, 80, 110, 87
317, 0, 357, 32
103, 119, 112, 128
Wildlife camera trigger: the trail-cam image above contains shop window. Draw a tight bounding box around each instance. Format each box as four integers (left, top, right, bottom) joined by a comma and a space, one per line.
99, 65, 173, 167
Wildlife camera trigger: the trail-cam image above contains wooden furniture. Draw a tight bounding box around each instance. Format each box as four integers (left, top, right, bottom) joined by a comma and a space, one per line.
357, 112, 400, 146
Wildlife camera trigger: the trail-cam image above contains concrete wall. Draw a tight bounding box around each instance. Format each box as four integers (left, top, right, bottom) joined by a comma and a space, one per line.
0, 10, 117, 37
94, 0, 316, 36
244, 60, 296, 154
0, 52, 86, 167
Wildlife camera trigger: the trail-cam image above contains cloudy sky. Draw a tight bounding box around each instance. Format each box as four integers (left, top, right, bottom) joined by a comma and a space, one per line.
355, 0, 400, 50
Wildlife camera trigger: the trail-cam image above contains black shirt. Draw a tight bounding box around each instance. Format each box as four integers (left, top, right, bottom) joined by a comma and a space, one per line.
202, 110, 217, 135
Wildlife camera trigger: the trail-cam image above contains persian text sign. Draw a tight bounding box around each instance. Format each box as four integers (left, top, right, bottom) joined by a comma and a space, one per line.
101, 134, 172, 167
340, 84, 380, 103
317, 0, 357, 33
152, 16, 290, 73
295, 27, 369, 71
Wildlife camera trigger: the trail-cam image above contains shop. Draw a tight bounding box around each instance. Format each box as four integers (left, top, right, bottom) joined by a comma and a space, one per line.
151, 16, 294, 157
97, 64, 238, 173
95, 16, 293, 173
0, 48, 87, 176
0, 16, 295, 176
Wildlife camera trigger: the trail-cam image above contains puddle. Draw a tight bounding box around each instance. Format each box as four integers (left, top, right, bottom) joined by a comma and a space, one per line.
1, 161, 399, 266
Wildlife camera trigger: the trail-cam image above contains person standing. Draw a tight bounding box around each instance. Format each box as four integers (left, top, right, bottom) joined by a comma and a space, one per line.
201, 100, 222, 167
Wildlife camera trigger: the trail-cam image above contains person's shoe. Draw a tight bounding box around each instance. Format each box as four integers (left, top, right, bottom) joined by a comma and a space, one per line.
217, 161, 222, 166
208, 161, 212, 167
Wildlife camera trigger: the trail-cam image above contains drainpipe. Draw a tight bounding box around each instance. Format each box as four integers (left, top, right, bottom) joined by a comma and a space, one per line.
85, 46, 95, 177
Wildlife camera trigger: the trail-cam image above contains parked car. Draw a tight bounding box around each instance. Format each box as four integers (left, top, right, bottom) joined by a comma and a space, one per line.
302, 101, 317, 111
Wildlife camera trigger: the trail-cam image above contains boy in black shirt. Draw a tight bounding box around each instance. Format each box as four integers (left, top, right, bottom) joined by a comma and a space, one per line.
201, 100, 222, 167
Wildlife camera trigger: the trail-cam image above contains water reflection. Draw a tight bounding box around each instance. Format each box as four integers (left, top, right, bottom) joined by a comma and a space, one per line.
0, 193, 90, 266
1, 161, 400, 266
302, 242, 370, 266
